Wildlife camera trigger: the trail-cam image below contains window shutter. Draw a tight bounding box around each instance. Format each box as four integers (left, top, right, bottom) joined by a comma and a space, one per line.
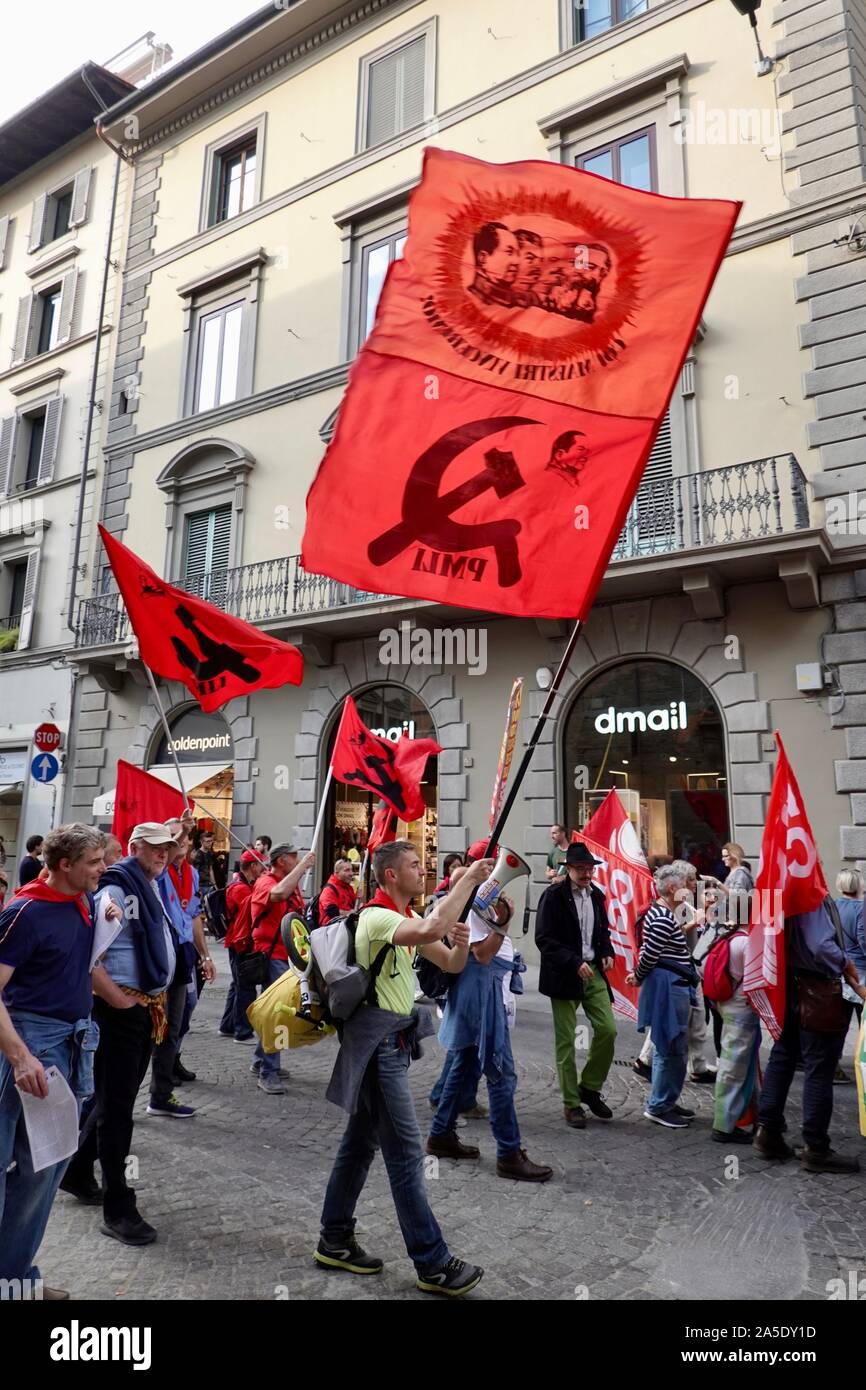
0, 415, 18, 498
211, 505, 231, 571
184, 510, 211, 584
69, 166, 93, 227
55, 267, 79, 345
17, 548, 41, 651
28, 193, 47, 252
367, 37, 426, 147
0, 215, 10, 270
12, 294, 34, 364
634, 411, 675, 543
37, 396, 63, 485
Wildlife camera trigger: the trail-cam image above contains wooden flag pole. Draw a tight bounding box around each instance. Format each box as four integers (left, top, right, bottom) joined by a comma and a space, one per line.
303, 765, 334, 894
143, 666, 266, 864
460, 617, 584, 922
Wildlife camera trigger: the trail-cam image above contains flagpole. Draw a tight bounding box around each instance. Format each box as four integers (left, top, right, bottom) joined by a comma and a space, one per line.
143, 665, 266, 865
303, 765, 334, 894
462, 618, 583, 922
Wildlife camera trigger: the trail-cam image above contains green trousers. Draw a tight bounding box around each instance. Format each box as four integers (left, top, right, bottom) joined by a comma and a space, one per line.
551, 969, 617, 1105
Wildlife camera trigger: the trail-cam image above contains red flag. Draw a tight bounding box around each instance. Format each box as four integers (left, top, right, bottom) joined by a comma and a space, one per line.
98, 526, 303, 714
367, 802, 398, 854
582, 789, 648, 870
303, 148, 739, 619
112, 760, 187, 854
574, 830, 655, 1021
743, 733, 829, 1039
331, 696, 441, 823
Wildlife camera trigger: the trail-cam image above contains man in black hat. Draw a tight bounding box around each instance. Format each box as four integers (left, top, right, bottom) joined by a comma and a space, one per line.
535, 842, 617, 1128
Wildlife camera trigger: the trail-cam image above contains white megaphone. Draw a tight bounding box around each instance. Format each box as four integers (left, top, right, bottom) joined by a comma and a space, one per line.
472, 846, 531, 917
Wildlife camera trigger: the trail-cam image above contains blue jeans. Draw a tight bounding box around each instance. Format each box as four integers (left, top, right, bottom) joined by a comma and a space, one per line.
647, 986, 691, 1115
429, 1035, 521, 1159
220, 950, 256, 1039
254, 959, 289, 1077
0, 1010, 96, 1287
429, 1047, 482, 1112
321, 1032, 450, 1275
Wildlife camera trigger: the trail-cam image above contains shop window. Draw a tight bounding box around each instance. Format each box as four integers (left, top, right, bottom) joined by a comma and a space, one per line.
563, 659, 730, 873
324, 685, 438, 902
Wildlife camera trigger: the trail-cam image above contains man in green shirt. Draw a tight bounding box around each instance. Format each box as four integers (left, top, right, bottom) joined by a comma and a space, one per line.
317, 840, 495, 1298
546, 823, 570, 881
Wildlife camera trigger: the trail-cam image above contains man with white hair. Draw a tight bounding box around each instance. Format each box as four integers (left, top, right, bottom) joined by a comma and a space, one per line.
627, 863, 698, 1129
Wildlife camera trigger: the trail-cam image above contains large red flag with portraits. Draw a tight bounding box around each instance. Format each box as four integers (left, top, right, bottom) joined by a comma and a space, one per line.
744, 733, 829, 1039
303, 148, 739, 619
574, 830, 655, 1021
330, 696, 441, 824
99, 526, 303, 714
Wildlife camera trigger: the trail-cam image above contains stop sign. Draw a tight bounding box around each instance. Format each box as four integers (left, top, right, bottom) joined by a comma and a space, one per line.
34, 722, 62, 753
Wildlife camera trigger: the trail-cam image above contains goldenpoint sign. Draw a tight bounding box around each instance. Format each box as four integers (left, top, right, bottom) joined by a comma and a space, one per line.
594, 701, 688, 734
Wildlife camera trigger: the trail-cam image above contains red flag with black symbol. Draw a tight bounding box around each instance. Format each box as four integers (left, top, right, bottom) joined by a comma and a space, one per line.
743, 733, 829, 1039
112, 760, 187, 855
98, 526, 303, 714
573, 830, 655, 1021
303, 147, 739, 619
367, 802, 398, 853
331, 696, 441, 823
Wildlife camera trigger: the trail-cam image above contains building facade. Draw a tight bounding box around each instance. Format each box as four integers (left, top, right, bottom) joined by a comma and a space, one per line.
63, 0, 866, 946
0, 63, 134, 871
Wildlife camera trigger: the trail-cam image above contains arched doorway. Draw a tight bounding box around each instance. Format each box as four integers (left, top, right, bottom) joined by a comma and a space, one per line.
563, 659, 730, 874
323, 684, 439, 903
148, 705, 235, 864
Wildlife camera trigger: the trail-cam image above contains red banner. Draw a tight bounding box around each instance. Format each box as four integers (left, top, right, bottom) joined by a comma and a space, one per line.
367, 803, 398, 854
99, 526, 303, 713
574, 830, 655, 1021
112, 760, 187, 854
331, 696, 441, 823
489, 677, 523, 829
581, 788, 648, 869
744, 733, 829, 1039
303, 148, 739, 619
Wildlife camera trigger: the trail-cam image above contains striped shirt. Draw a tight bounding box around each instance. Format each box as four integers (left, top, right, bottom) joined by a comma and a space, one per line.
635, 900, 690, 982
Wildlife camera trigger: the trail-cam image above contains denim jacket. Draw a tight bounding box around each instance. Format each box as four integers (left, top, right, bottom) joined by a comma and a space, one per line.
6, 1009, 99, 1103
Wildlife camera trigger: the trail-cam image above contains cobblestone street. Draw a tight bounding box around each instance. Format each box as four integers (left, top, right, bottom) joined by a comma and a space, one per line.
38, 947, 866, 1302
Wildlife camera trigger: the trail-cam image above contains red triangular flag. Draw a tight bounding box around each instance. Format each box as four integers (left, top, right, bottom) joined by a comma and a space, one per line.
99, 526, 303, 713
331, 696, 440, 823
112, 760, 187, 854
303, 148, 739, 619
744, 733, 829, 1039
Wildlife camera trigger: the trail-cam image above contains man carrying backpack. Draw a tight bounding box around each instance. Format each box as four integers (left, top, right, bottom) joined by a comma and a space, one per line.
249, 843, 315, 1094
317, 859, 356, 924
218, 850, 266, 1042
316, 840, 493, 1297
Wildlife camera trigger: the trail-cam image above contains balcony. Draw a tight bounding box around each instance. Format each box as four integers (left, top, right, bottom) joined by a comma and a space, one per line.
0, 613, 21, 654
73, 454, 817, 652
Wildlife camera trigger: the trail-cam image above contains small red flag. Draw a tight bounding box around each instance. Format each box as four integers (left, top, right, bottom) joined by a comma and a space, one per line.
572, 830, 654, 1021
367, 802, 398, 853
303, 148, 739, 619
331, 696, 441, 823
112, 760, 187, 854
744, 733, 829, 1039
582, 789, 648, 869
99, 526, 303, 713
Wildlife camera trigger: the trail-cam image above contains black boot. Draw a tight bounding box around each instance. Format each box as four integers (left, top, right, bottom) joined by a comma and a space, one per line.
173, 1056, 196, 1083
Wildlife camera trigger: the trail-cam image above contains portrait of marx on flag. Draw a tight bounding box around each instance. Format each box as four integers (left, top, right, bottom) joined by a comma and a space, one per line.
467, 218, 613, 324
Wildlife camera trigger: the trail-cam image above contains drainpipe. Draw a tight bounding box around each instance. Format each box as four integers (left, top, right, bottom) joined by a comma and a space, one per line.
65, 85, 132, 633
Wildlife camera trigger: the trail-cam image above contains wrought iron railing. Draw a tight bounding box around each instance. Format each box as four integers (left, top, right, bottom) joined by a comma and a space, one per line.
75, 455, 812, 649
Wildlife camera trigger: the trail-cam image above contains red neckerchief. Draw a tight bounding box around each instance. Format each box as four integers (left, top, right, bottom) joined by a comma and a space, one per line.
365, 887, 417, 953
169, 860, 193, 911
12, 879, 92, 927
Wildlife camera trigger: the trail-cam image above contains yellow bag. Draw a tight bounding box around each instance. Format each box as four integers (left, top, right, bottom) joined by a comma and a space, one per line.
246, 969, 335, 1052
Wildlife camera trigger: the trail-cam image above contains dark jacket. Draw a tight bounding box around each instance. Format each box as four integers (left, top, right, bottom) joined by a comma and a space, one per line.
535, 876, 614, 1001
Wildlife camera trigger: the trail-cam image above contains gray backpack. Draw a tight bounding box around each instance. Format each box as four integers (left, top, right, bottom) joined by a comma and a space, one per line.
308, 910, 395, 1021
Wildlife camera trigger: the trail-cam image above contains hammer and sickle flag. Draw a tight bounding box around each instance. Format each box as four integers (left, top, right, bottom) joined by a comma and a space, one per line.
331, 695, 441, 823
303, 148, 739, 619
99, 526, 303, 713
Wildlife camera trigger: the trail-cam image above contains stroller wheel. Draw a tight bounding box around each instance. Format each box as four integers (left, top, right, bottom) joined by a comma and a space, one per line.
281, 911, 312, 975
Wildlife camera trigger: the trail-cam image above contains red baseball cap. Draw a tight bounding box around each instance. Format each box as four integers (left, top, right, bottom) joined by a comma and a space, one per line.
467, 839, 499, 861
240, 849, 262, 865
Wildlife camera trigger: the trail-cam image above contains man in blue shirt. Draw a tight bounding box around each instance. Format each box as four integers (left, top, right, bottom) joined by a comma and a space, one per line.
0, 823, 108, 1299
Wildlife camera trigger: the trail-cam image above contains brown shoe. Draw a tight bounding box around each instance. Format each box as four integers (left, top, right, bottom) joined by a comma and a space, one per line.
426, 1132, 480, 1160
41, 1287, 71, 1301
564, 1105, 586, 1129
496, 1148, 553, 1183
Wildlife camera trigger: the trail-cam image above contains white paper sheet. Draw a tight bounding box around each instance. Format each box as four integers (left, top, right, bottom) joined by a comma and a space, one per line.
89, 892, 123, 971
18, 1066, 80, 1172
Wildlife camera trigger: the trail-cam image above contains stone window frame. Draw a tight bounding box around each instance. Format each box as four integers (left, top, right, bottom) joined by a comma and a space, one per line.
155, 437, 255, 582
198, 113, 267, 234
355, 17, 438, 155
558, 0, 651, 50
334, 179, 415, 361
176, 248, 266, 419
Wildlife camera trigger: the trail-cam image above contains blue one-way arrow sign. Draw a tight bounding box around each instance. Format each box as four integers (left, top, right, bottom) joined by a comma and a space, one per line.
31, 753, 59, 783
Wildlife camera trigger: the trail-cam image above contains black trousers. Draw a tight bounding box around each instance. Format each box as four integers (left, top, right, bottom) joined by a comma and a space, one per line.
65, 997, 154, 1221
149, 955, 188, 1104
757, 980, 847, 1151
